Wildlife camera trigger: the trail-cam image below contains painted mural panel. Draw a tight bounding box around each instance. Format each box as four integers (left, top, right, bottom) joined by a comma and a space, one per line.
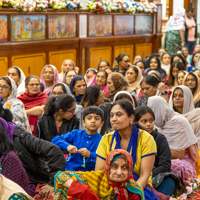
0, 15, 8, 43
135, 15, 153, 34
114, 15, 134, 35
89, 15, 112, 37
48, 15, 77, 39
11, 15, 46, 41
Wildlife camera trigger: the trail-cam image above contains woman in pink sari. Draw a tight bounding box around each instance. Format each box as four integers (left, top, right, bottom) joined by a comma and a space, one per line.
87, 70, 109, 98
40, 64, 61, 96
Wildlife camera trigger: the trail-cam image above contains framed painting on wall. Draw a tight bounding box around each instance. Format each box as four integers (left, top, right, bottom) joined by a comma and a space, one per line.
88, 15, 112, 37
0, 15, 8, 43
11, 15, 46, 41
135, 15, 153, 34
48, 15, 77, 39
114, 15, 134, 35
157, 5, 162, 33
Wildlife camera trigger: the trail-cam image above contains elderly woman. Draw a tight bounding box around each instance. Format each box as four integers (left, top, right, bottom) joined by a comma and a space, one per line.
6, 66, 26, 96
54, 149, 144, 200
17, 75, 48, 135
59, 59, 79, 80
126, 65, 143, 95
107, 72, 138, 106
164, 7, 185, 54
40, 64, 61, 96
0, 76, 31, 132
148, 96, 198, 184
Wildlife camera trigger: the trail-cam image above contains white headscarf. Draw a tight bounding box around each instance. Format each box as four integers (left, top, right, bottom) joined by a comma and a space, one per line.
126, 65, 142, 94
84, 68, 97, 81
6, 66, 26, 97
166, 7, 185, 32
169, 85, 200, 148
113, 91, 135, 108
58, 59, 75, 80
3, 77, 31, 133
147, 96, 197, 151
50, 82, 71, 97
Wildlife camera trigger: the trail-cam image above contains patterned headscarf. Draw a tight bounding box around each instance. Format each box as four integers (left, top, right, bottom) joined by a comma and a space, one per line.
105, 149, 134, 200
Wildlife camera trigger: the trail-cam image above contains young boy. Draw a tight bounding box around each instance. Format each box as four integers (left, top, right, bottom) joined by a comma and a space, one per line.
51, 106, 104, 171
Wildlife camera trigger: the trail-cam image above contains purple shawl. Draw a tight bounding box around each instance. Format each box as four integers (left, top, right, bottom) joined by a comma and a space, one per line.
0, 117, 15, 142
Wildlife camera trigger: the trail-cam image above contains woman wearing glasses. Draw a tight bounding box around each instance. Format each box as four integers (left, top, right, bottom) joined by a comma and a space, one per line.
113, 53, 131, 76
0, 76, 31, 132
40, 64, 61, 96
184, 71, 200, 107
17, 75, 48, 135
36, 94, 79, 142
63, 69, 77, 87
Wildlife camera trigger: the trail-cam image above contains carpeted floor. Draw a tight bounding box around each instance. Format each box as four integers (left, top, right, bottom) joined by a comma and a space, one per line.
187, 190, 200, 199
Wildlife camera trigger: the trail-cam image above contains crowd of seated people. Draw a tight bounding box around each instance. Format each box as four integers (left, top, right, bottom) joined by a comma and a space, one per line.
1, 45, 200, 200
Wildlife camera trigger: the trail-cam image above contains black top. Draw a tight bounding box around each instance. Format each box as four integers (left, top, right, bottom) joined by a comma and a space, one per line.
113, 65, 127, 76
184, 17, 197, 42
151, 130, 171, 177
13, 125, 66, 186
36, 115, 79, 142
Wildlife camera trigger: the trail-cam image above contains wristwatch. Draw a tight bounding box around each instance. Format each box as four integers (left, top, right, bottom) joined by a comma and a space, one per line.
161, 91, 168, 95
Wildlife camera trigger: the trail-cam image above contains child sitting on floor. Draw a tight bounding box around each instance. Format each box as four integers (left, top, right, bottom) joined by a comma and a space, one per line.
51, 106, 104, 171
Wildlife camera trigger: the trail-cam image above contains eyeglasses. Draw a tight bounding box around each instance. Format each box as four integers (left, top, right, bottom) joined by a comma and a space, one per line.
123, 60, 130, 63
186, 79, 195, 82
67, 75, 75, 78
51, 92, 64, 97
0, 85, 11, 90
28, 83, 40, 87
43, 71, 54, 75
67, 109, 75, 114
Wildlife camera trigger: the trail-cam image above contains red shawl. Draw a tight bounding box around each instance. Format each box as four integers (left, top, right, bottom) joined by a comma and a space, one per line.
17, 92, 48, 135
17, 92, 48, 110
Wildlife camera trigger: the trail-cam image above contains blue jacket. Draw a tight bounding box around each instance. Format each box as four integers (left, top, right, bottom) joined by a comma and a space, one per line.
51, 129, 102, 171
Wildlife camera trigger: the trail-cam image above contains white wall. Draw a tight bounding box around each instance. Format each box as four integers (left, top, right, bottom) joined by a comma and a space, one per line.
173, 0, 184, 14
